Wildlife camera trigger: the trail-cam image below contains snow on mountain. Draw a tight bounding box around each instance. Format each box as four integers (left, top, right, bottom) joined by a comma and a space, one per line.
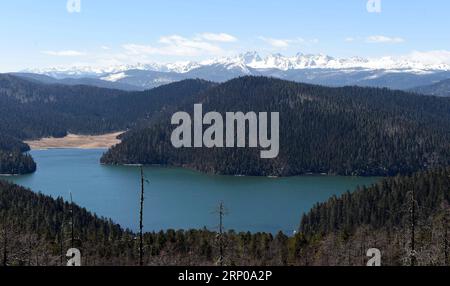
165, 61, 201, 73
25, 51, 450, 80
100, 72, 128, 82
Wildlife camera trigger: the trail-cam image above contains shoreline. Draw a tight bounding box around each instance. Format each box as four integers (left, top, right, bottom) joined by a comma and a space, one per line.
25, 131, 124, 150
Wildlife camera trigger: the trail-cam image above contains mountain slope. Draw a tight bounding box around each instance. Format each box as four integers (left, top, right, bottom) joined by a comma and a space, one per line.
0, 75, 215, 174
411, 78, 450, 97
0, 74, 214, 139
297, 167, 450, 266
0, 135, 36, 175
11, 73, 141, 91
101, 76, 450, 176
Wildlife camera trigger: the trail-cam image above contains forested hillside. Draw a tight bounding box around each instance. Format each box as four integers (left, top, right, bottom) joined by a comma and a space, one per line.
0, 74, 214, 139
0, 179, 296, 266
102, 76, 450, 176
0, 135, 36, 174
0, 151, 36, 175
298, 168, 450, 266
0, 74, 214, 174
1, 168, 449, 266
412, 78, 450, 97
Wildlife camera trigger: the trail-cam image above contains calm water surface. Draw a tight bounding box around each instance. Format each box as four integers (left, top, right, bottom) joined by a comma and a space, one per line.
4, 149, 381, 234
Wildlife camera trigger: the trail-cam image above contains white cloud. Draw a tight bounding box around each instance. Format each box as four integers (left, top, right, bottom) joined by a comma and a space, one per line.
366, 35, 405, 44
199, 33, 237, 42
258, 37, 293, 48
345, 37, 355, 42
42, 50, 86, 57
123, 35, 225, 57
258, 37, 318, 49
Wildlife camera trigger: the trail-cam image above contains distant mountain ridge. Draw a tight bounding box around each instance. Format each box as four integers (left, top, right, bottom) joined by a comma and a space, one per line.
21, 52, 450, 91
411, 78, 450, 97
26, 51, 450, 75
12, 72, 140, 91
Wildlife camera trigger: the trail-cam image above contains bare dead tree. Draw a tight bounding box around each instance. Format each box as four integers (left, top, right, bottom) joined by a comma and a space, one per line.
139, 166, 144, 266
70, 192, 74, 249
138, 165, 149, 266
442, 200, 450, 266
406, 189, 417, 266
444, 215, 448, 266
214, 201, 228, 266
2, 222, 8, 266
0, 219, 24, 266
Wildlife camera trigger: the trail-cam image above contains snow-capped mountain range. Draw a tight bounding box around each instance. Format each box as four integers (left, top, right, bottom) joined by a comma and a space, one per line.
19, 52, 450, 91
26, 51, 450, 76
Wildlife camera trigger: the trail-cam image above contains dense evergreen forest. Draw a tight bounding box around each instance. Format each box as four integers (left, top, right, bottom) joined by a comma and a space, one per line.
412, 78, 450, 97
299, 168, 450, 266
0, 74, 214, 174
0, 168, 449, 266
0, 135, 36, 174
0, 74, 214, 140
102, 76, 450, 177
3, 74, 450, 176
0, 151, 36, 175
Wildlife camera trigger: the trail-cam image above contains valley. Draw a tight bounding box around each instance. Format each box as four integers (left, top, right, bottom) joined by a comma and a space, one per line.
1, 73, 450, 266
2, 0, 450, 270
4, 148, 380, 234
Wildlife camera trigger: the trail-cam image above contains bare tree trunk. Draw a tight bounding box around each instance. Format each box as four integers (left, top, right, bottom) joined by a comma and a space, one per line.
70, 192, 74, 249
139, 166, 145, 266
409, 190, 416, 266
444, 211, 448, 266
215, 202, 227, 266
2, 225, 7, 266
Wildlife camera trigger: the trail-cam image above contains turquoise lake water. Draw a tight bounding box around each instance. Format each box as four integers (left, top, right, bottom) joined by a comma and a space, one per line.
3, 149, 381, 234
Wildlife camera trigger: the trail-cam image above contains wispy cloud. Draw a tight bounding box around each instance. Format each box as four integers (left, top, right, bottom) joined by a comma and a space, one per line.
258, 36, 318, 48
123, 34, 226, 57
198, 33, 237, 42
366, 35, 405, 44
258, 37, 294, 48
42, 50, 86, 57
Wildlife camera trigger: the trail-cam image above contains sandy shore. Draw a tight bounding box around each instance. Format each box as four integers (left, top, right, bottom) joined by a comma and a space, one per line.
25, 132, 124, 150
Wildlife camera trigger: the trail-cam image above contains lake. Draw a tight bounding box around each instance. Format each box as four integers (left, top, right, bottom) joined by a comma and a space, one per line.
3, 149, 381, 234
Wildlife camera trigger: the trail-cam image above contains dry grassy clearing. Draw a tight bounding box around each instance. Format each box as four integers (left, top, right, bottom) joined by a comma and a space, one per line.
25, 132, 124, 150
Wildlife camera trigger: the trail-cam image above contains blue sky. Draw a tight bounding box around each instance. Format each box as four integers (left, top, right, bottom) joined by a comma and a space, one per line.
1, 0, 449, 72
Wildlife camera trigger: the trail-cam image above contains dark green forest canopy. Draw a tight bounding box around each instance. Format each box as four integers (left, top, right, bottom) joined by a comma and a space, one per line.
3, 74, 450, 176
0, 134, 35, 175
101, 76, 450, 177
0, 74, 215, 174
1, 167, 449, 266
0, 74, 215, 140
300, 167, 450, 236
